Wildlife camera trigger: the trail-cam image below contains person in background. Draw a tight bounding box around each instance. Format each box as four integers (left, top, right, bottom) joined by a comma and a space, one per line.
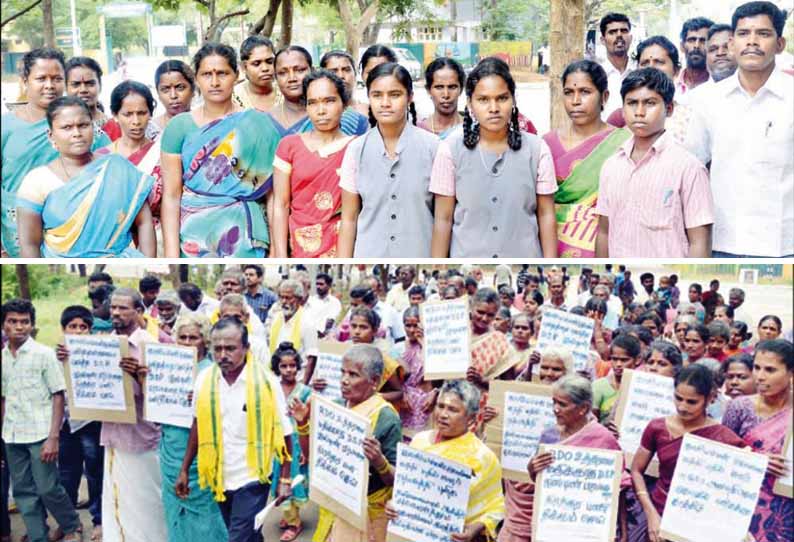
267, 280, 319, 384
178, 282, 220, 319
242, 264, 277, 324
683, 324, 710, 365
154, 291, 181, 336
233, 36, 279, 112
2, 299, 83, 542
706, 321, 731, 362
407, 285, 426, 307
385, 265, 417, 313
151, 60, 195, 135
398, 306, 433, 436
64, 56, 113, 142
304, 272, 342, 337
89, 284, 116, 333
728, 287, 752, 325
354, 45, 398, 116
598, 12, 634, 119
704, 24, 738, 83
725, 321, 752, 357
756, 315, 783, 343
544, 275, 568, 311
418, 58, 465, 139
677, 17, 715, 95
720, 353, 756, 398
636, 273, 655, 305
592, 334, 642, 422
307, 52, 369, 136
267, 46, 312, 138
139, 275, 162, 318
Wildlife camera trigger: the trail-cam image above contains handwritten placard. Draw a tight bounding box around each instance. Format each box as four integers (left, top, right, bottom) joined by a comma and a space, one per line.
536, 310, 594, 372
485, 380, 555, 482
660, 433, 768, 542
532, 445, 622, 542
387, 443, 471, 542
311, 341, 348, 403
613, 369, 676, 457
63, 335, 136, 424
143, 343, 196, 428
309, 395, 371, 530
773, 426, 793, 498
421, 297, 471, 380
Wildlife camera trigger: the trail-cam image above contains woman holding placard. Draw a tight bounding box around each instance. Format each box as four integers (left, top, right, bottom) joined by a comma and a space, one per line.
630, 364, 745, 542
385, 380, 505, 541
156, 312, 227, 542
722, 339, 793, 542
399, 306, 433, 435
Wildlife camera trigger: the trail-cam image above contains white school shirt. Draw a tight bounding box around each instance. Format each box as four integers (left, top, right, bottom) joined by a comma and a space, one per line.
192, 363, 293, 491
265, 310, 320, 360
685, 68, 793, 256
601, 58, 634, 120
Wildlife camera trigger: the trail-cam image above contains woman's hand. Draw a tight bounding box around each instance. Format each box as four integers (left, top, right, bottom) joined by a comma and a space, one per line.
450, 522, 484, 542
55, 343, 70, 363
384, 500, 399, 521
766, 453, 788, 478
466, 366, 485, 388
362, 437, 386, 470
481, 405, 498, 424
311, 378, 328, 392
422, 388, 439, 413
646, 508, 662, 542
289, 396, 310, 425
605, 420, 620, 440
528, 451, 554, 482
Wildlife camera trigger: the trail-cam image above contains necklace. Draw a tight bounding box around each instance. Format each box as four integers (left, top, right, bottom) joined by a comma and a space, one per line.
430, 112, 460, 135
478, 145, 502, 177
200, 102, 233, 125
281, 101, 304, 126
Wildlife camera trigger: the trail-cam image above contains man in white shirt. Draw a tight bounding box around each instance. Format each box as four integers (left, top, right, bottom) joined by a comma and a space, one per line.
636, 273, 656, 305
266, 280, 319, 384
178, 283, 220, 319
385, 266, 417, 313
599, 12, 634, 119
493, 264, 513, 290
686, 1, 793, 257
705, 23, 738, 83
728, 287, 754, 325
304, 272, 342, 336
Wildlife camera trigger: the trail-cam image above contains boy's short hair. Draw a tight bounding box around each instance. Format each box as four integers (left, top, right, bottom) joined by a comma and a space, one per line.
60, 305, 94, 329
621, 67, 675, 106
2, 298, 35, 326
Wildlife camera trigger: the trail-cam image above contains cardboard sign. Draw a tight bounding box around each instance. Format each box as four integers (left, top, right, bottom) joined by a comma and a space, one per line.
309, 395, 371, 530
532, 445, 623, 542
485, 380, 555, 482
421, 297, 471, 380
387, 443, 471, 542
773, 426, 794, 498
536, 310, 594, 372
143, 343, 197, 428
660, 433, 768, 542
311, 341, 349, 403
63, 335, 136, 424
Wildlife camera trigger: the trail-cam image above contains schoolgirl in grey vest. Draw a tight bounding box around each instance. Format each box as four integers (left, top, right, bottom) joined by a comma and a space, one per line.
337, 63, 440, 257
429, 57, 559, 258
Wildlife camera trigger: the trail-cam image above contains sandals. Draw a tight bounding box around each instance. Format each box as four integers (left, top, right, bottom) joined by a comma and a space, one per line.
90, 526, 102, 542
280, 525, 303, 542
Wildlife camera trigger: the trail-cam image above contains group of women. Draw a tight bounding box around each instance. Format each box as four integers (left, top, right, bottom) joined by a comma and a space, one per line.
3, 34, 697, 258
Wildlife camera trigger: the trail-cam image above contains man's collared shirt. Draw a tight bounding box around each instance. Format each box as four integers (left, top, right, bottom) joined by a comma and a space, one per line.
304, 294, 342, 333
181, 295, 220, 319
2, 338, 65, 444
602, 58, 635, 119
245, 286, 278, 324
385, 283, 416, 313
685, 68, 793, 256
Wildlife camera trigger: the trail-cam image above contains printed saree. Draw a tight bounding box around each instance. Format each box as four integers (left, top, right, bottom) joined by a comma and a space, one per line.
543, 127, 630, 258
179, 109, 278, 257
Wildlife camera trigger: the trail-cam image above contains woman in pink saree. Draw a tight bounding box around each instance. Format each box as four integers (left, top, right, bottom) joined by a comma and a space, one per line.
722, 339, 793, 542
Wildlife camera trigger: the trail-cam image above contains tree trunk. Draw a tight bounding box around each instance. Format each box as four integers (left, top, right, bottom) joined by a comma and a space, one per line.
362, 22, 380, 46
41, 0, 54, 47
549, 0, 585, 131
250, 0, 281, 37
280, 0, 293, 47
204, 8, 250, 42
179, 264, 189, 284
450, 0, 458, 42
15, 265, 30, 299
77, 264, 87, 277
337, 0, 380, 55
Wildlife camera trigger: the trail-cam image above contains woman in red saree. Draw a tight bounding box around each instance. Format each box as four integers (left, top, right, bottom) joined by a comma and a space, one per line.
630, 364, 745, 542
722, 339, 793, 542
271, 70, 354, 257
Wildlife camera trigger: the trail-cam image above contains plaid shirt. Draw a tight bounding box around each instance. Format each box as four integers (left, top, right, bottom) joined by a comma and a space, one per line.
245, 286, 278, 324
2, 338, 65, 444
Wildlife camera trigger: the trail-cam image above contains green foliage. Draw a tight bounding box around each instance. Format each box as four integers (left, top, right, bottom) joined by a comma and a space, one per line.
1, 265, 84, 303
481, 0, 549, 43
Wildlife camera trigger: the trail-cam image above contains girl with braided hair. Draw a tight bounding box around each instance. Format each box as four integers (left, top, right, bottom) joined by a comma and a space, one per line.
429, 56, 559, 257
338, 62, 440, 257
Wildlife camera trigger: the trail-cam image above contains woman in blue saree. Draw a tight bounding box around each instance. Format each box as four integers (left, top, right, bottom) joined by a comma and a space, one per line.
160, 42, 280, 258
268, 46, 312, 139
16, 96, 154, 258
1, 48, 111, 257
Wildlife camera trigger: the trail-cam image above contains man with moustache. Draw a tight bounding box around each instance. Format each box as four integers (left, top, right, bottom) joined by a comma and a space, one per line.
599, 12, 634, 119
677, 17, 714, 95
705, 24, 739, 83
266, 280, 319, 383
101, 288, 169, 542
686, 1, 793, 257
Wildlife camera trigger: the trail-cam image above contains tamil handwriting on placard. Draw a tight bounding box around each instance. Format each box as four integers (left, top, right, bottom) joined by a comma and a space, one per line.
313, 351, 344, 402
616, 370, 676, 454
660, 434, 768, 542
534, 446, 620, 542
501, 391, 556, 474
65, 335, 126, 411
311, 398, 369, 517
388, 443, 471, 542
422, 299, 470, 378
536, 311, 594, 372
144, 343, 196, 428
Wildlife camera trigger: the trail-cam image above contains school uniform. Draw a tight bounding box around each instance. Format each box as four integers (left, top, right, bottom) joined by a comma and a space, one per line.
339, 123, 440, 257
429, 129, 558, 257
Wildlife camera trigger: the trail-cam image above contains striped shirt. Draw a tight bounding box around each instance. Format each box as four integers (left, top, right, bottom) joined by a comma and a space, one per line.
2, 338, 65, 444
595, 131, 714, 257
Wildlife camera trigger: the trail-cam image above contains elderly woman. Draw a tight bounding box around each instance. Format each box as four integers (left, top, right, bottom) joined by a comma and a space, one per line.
498, 347, 573, 542
528, 375, 631, 538
386, 380, 505, 541
300, 345, 402, 542
153, 312, 227, 542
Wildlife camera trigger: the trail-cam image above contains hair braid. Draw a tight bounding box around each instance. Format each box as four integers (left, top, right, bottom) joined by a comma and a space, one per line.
408, 102, 418, 126
462, 108, 480, 150
368, 106, 377, 127
508, 106, 522, 151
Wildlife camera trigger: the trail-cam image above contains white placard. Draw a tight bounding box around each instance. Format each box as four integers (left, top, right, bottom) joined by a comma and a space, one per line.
309, 395, 370, 530
536, 310, 594, 371
143, 343, 196, 428
614, 369, 676, 455
387, 443, 471, 542
421, 298, 471, 379
501, 391, 556, 474
65, 335, 128, 411
660, 433, 768, 542
533, 445, 623, 542
312, 342, 347, 403
773, 428, 793, 498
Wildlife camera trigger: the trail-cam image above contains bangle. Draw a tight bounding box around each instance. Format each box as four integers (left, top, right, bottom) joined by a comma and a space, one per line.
376, 461, 391, 475
636, 490, 648, 496
297, 421, 310, 436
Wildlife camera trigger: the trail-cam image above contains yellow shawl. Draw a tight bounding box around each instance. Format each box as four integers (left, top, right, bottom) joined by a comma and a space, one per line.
196, 352, 288, 501
269, 307, 304, 355
410, 430, 505, 540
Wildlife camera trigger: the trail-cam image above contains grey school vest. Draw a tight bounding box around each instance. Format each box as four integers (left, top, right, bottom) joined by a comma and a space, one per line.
353, 124, 439, 257
448, 130, 543, 257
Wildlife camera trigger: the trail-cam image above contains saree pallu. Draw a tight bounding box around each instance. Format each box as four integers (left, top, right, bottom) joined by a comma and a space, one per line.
412, 430, 505, 541
399, 341, 432, 433
543, 127, 630, 258
17, 155, 153, 258
179, 110, 278, 257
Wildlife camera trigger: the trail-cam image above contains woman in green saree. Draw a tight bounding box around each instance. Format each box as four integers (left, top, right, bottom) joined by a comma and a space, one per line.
542, 59, 630, 258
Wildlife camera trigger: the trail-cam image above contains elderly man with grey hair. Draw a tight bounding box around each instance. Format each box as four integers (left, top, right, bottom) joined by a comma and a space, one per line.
727, 287, 751, 325
266, 279, 319, 384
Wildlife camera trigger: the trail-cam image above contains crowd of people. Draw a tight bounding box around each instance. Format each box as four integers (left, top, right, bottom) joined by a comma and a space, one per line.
1, 1, 791, 258
1, 263, 792, 542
